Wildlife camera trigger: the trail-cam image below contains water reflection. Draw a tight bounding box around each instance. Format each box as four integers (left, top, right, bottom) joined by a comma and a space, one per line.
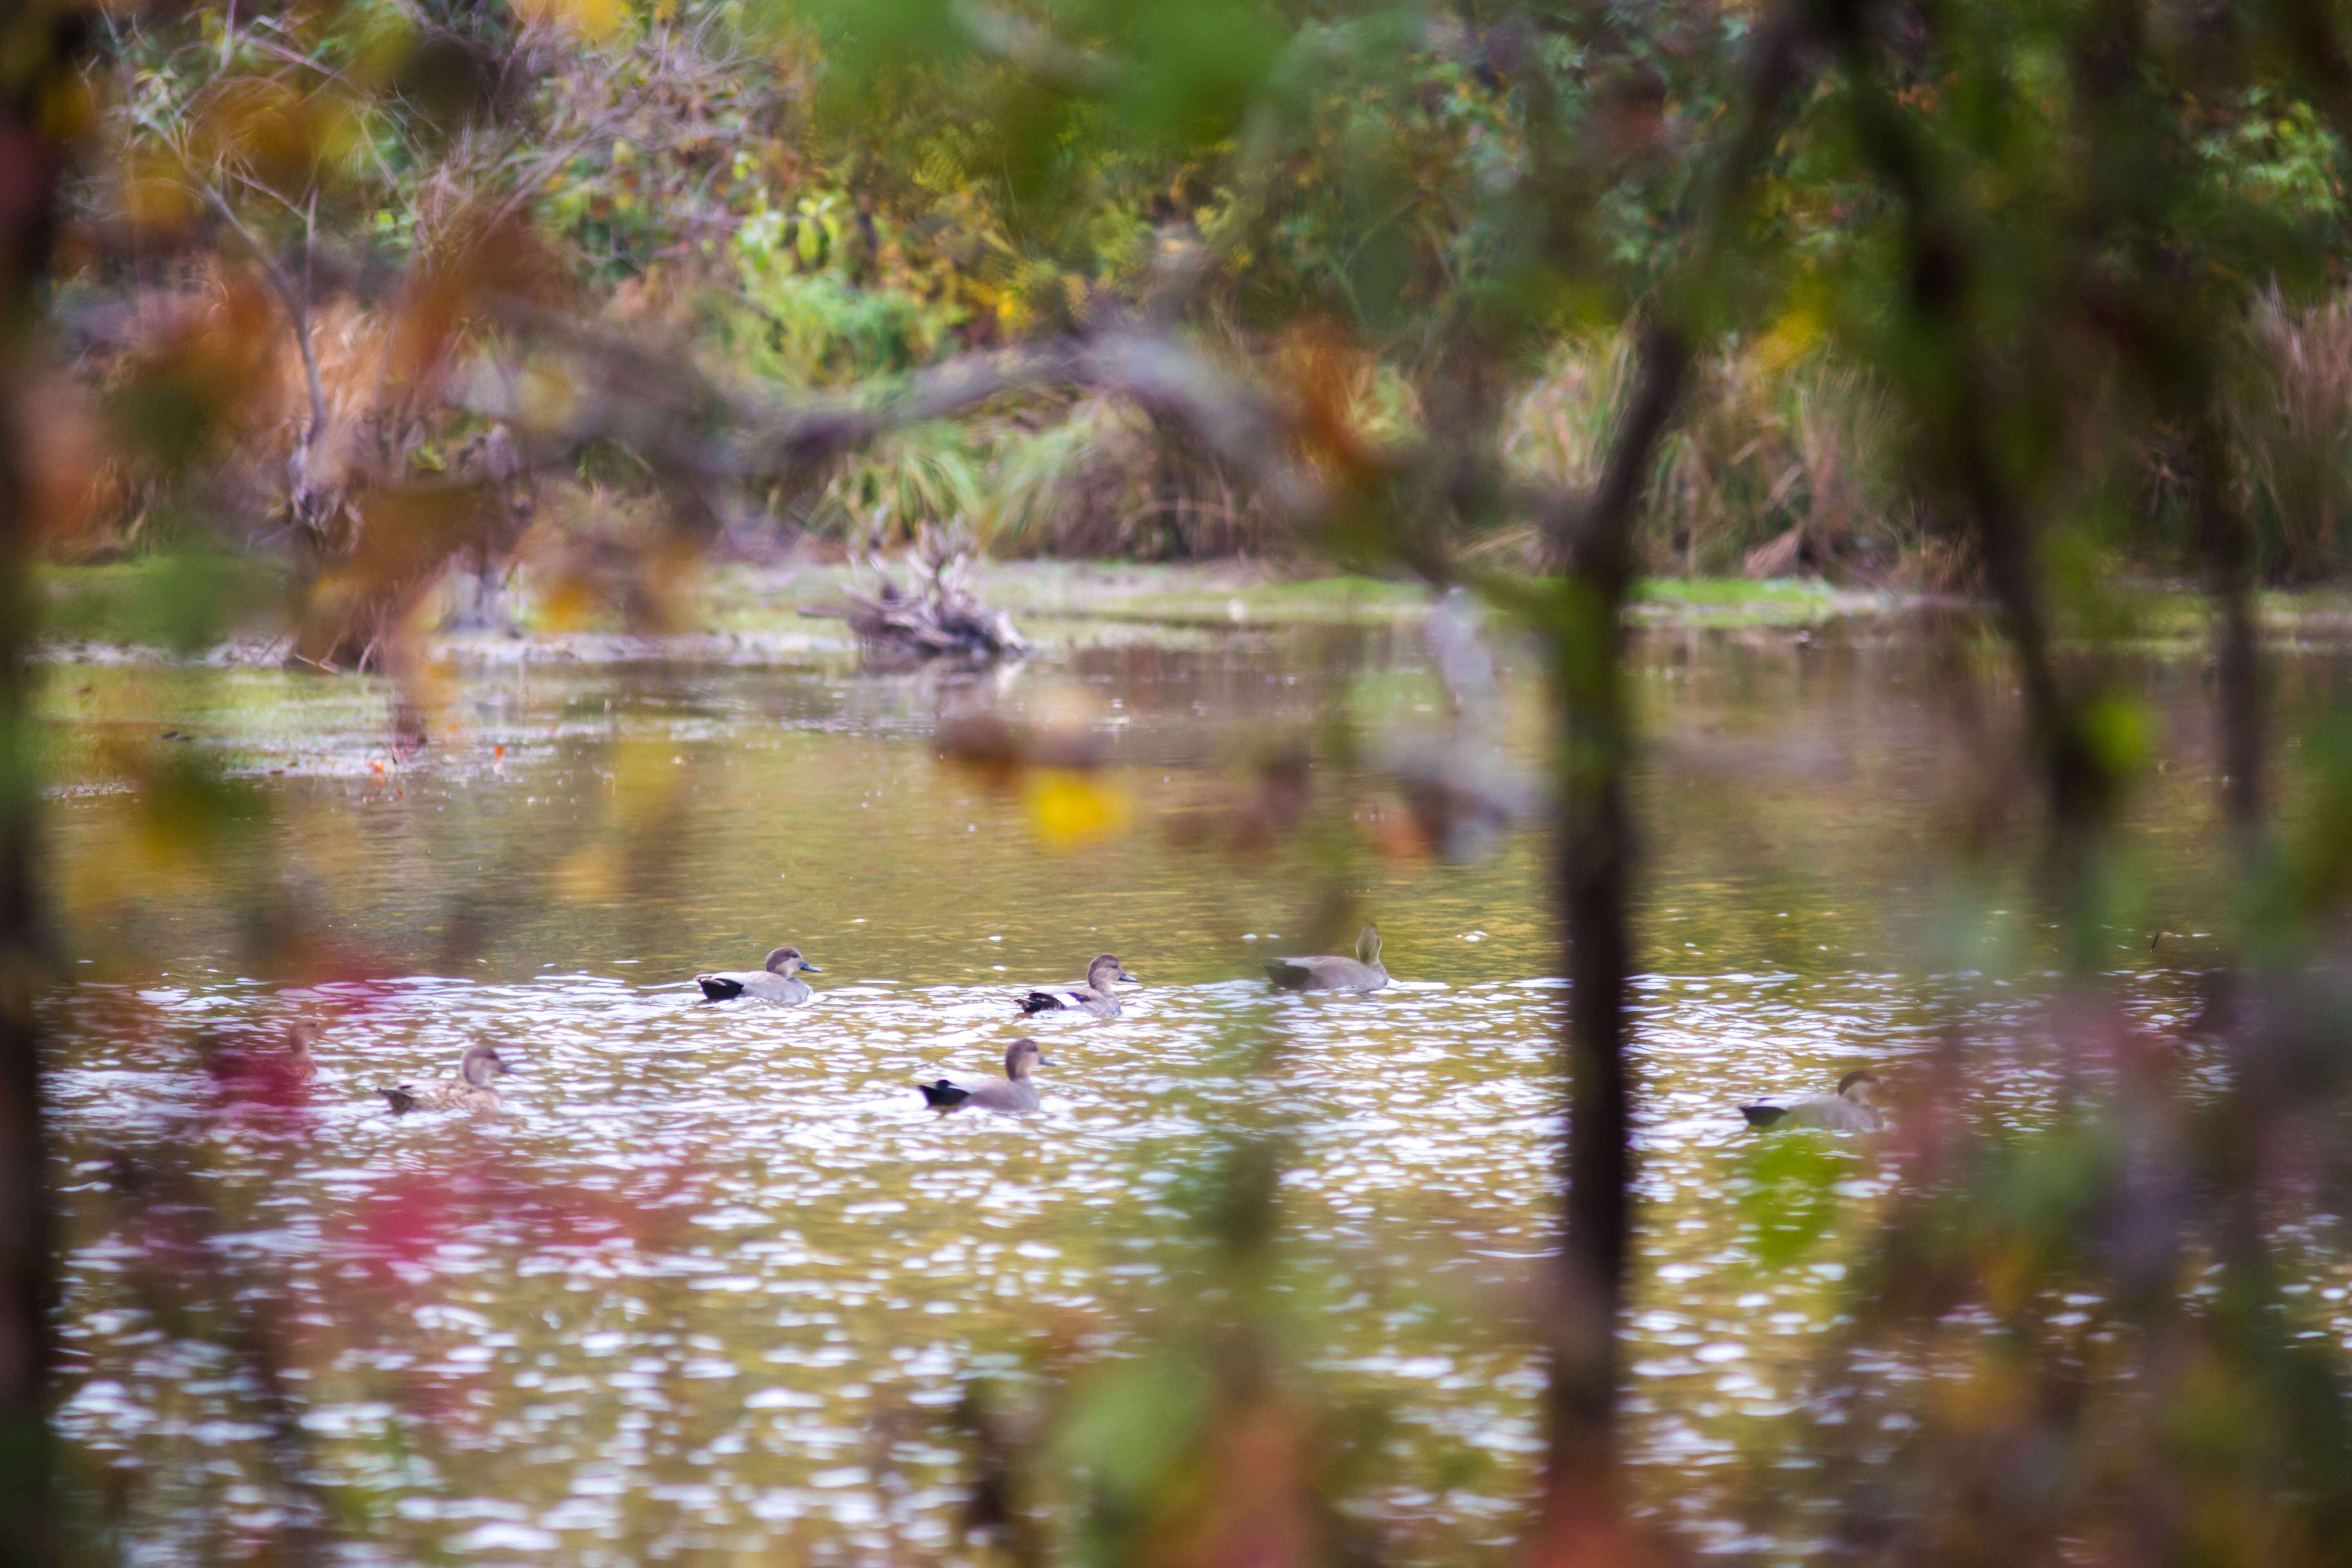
39, 621, 2308, 1563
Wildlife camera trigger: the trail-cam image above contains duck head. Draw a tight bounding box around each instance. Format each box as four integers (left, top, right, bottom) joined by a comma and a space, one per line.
1356, 924, 1382, 964
765, 946, 821, 975
1087, 953, 1137, 985
1004, 1038, 1053, 1080
461, 1044, 511, 1087
1836, 1069, 1880, 1106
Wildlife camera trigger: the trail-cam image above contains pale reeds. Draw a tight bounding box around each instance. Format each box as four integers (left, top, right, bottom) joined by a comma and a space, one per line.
1503, 330, 1920, 580
2235, 289, 2352, 581
984, 394, 1280, 559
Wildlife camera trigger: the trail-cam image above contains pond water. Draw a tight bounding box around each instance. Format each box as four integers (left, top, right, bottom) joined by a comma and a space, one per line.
35, 612, 2346, 1565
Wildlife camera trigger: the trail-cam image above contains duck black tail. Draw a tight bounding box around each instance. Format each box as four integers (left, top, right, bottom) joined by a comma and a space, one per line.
1740, 1105, 1787, 1128
920, 1080, 971, 1109
381, 1086, 419, 1115
1264, 962, 1307, 991
1020, 991, 1066, 1014
697, 976, 745, 1001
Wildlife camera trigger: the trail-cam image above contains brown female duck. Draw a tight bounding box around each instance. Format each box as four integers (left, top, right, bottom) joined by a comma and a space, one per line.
382, 1044, 510, 1115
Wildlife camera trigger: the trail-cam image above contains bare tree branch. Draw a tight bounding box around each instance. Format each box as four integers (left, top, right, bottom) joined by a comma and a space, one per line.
194, 180, 329, 439
452, 311, 1331, 521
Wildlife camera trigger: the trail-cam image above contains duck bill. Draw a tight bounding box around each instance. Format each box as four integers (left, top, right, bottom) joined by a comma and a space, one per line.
1117, 970, 1137, 983
798, 962, 822, 973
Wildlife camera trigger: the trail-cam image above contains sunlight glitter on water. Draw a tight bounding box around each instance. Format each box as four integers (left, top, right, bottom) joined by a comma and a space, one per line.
38, 625, 2287, 1564
52, 960, 2179, 1563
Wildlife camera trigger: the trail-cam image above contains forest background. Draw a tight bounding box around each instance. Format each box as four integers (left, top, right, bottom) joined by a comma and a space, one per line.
36, 0, 2352, 618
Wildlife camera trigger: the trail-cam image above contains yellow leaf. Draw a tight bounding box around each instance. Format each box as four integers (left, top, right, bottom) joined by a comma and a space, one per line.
1025, 769, 1130, 850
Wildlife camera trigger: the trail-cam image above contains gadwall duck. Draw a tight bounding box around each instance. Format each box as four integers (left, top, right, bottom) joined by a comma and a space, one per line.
382, 1044, 510, 1115
1265, 924, 1388, 993
696, 945, 822, 1004
1021, 954, 1136, 1018
210, 1018, 319, 1105
1741, 1069, 1883, 1131
920, 1039, 1052, 1112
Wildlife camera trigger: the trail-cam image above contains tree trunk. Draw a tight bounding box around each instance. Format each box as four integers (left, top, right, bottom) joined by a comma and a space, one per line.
1533, 323, 1685, 1555
0, 8, 84, 1559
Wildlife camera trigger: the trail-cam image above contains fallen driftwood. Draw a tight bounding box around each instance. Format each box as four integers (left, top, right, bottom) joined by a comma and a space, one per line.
804, 525, 1030, 662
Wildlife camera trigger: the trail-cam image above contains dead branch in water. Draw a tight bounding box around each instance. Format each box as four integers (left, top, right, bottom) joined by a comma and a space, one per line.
804, 523, 1030, 662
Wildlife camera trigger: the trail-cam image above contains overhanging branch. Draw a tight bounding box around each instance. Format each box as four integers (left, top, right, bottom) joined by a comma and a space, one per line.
450, 311, 1332, 521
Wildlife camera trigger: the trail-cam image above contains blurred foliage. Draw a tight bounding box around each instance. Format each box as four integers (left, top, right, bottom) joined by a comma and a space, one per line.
36, 557, 287, 651
47, 0, 2352, 584
26, 0, 2352, 1563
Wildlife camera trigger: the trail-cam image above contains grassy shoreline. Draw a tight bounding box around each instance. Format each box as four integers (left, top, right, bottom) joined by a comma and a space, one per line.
35, 554, 2352, 665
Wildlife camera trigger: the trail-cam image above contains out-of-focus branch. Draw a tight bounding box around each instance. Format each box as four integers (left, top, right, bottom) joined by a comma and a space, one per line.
1526, 2, 1815, 1547
0, 3, 87, 1562
2058, 7, 2262, 853
1543, 319, 1687, 584
195, 180, 329, 440
1528, 322, 1675, 1547
454, 312, 1330, 520
2193, 413, 2262, 844
1825, 4, 2111, 845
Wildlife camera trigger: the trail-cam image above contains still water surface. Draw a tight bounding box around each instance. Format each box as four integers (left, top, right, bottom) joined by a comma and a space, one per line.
37, 616, 2317, 1563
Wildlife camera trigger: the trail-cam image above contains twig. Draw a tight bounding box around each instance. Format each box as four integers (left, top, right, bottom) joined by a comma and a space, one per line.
194, 180, 328, 440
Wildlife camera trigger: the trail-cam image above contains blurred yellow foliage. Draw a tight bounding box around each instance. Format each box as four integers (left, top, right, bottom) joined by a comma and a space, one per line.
1026, 768, 1131, 849
537, 571, 597, 631
1753, 301, 1825, 378
512, 0, 630, 44
121, 154, 200, 240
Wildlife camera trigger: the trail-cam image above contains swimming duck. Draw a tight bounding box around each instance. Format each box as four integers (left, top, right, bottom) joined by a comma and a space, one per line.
696, 946, 822, 1004
1021, 954, 1136, 1018
920, 1039, 1052, 1112
1265, 924, 1388, 993
1740, 1069, 1883, 1131
209, 1018, 320, 1106
382, 1044, 510, 1115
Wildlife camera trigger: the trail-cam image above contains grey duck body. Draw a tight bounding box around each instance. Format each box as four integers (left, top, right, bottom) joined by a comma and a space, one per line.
1021, 954, 1135, 1018
1265, 924, 1388, 993
1741, 1069, 1883, 1131
920, 1039, 1052, 1113
697, 945, 822, 1004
